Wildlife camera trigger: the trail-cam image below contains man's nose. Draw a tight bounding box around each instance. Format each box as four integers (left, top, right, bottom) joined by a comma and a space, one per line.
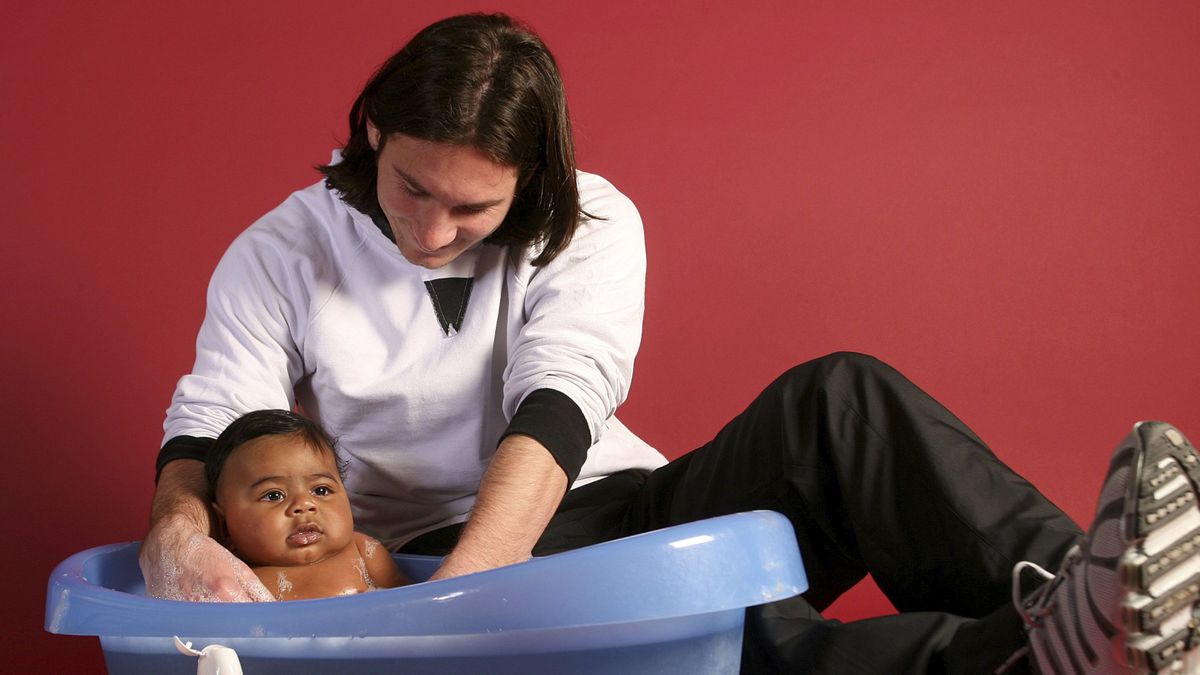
414, 209, 456, 251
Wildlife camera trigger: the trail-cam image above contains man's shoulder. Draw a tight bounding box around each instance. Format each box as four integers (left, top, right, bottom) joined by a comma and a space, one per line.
250, 181, 349, 242
574, 170, 643, 238
203, 181, 372, 307
227, 181, 361, 267
576, 170, 629, 204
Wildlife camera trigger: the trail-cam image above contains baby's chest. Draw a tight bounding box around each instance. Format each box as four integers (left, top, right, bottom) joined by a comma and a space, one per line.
263, 555, 373, 601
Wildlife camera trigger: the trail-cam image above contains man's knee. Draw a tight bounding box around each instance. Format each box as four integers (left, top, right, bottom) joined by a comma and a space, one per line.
782, 351, 892, 387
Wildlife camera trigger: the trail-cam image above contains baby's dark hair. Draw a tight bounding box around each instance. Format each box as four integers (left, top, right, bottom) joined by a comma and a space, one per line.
206, 409, 345, 503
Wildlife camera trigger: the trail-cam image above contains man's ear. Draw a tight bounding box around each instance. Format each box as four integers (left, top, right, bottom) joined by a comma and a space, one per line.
517, 165, 539, 192
367, 121, 381, 151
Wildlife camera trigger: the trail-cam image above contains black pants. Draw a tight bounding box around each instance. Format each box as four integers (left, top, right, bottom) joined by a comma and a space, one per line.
402, 352, 1083, 673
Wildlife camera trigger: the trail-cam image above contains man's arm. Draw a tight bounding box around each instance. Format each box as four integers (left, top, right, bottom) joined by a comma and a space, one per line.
428, 180, 649, 579
139, 459, 273, 602
148, 459, 211, 533
430, 434, 567, 580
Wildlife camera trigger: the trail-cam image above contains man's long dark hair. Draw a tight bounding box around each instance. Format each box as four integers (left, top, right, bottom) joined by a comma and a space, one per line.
319, 13, 583, 266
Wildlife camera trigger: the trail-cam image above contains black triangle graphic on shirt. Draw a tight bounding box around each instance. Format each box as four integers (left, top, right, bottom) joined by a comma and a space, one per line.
424, 277, 474, 336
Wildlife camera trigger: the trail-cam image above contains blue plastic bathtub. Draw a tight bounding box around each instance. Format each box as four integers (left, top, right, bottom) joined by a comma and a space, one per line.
46, 510, 806, 674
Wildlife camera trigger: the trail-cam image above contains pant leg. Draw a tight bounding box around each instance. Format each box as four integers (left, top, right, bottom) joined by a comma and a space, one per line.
406, 352, 1081, 672
620, 352, 1082, 672
745, 594, 1034, 674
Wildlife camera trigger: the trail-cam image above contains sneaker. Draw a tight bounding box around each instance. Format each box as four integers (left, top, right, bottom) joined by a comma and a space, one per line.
1016, 421, 1200, 674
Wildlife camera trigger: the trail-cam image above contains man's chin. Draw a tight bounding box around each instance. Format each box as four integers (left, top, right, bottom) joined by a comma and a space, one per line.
398, 240, 479, 269
400, 249, 453, 269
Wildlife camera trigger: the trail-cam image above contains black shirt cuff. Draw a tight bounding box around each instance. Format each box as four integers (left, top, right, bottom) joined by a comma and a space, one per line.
501, 389, 592, 484
156, 435, 215, 482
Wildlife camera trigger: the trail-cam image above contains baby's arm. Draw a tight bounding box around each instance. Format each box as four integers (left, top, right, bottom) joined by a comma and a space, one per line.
356, 533, 410, 589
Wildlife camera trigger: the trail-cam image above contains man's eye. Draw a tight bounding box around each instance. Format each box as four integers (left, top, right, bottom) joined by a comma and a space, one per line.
313, 486, 332, 497
261, 490, 285, 502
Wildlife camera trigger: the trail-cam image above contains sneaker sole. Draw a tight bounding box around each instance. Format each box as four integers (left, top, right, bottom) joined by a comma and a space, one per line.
1120, 421, 1200, 672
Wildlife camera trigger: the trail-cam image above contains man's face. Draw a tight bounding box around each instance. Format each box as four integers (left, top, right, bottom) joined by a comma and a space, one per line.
369, 129, 520, 269
213, 434, 355, 568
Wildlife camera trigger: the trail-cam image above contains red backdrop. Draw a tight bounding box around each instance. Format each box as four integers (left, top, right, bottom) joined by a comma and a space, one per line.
4, 1, 1198, 670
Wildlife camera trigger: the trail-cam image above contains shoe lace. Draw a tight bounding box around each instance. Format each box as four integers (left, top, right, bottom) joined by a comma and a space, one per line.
994, 545, 1083, 674
1012, 544, 1082, 628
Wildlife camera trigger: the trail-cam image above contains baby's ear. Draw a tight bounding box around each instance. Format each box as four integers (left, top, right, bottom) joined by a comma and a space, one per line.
210, 502, 232, 548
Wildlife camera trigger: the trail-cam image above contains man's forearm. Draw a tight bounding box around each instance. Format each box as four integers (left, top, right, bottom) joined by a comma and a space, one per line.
142, 458, 273, 602
150, 459, 213, 534
434, 434, 568, 578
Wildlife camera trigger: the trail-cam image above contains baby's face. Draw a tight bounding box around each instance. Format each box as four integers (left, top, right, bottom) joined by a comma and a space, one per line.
213, 434, 354, 568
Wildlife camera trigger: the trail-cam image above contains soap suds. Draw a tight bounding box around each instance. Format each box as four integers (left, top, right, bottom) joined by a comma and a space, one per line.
355, 555, 377, 591
275, 571, 293, 599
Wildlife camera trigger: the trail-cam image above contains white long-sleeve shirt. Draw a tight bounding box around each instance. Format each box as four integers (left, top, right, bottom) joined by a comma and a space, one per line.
162, 170, 666, 549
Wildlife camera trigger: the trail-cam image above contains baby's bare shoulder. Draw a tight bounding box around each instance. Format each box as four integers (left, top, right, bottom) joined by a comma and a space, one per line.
353, 532, 409, 589
353, 531, 386, 558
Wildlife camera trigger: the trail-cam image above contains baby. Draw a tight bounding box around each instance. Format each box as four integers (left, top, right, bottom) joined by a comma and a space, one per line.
206, 409, 408, 600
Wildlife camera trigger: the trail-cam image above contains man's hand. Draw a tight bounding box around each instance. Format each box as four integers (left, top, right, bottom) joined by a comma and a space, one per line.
139, 513, 273, 602
430, 434, 567, 581
139, 459, 273, 602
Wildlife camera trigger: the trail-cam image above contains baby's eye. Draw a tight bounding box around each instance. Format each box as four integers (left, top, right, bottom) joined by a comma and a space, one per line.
312, 485, 333, 497
261, 490, 285, 502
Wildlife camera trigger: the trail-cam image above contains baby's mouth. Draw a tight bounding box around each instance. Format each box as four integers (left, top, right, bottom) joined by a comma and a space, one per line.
287, 523, 324, 547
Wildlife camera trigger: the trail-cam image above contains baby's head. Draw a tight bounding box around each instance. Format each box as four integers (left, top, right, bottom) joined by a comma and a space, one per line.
207, 410, 354, 568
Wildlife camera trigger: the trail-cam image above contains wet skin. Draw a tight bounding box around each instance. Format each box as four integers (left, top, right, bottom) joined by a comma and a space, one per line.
212, 435, 355, 568
212, 435, 407, 600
